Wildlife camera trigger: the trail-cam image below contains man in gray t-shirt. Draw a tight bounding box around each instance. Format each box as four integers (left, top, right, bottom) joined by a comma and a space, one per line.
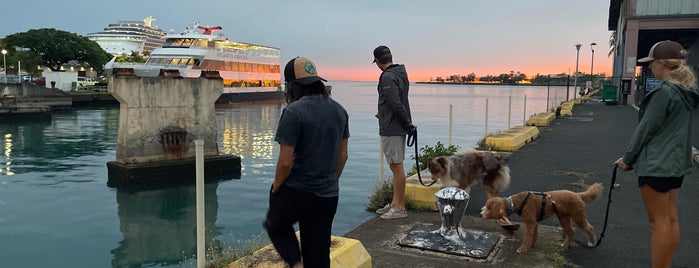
264, 57, 349, 268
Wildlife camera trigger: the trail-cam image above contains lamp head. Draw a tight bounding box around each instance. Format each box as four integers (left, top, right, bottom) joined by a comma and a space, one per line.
575, 43, 582, 50
1, 49, 6, 55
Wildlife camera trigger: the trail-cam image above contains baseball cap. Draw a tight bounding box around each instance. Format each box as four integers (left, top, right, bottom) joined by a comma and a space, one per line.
284, 57, 327, 85
638, 40, 685, 62
372, 45, 391, 63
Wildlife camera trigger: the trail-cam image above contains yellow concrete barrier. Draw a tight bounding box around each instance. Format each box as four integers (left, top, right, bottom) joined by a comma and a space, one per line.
484, 126, 539, 151
405, 173, 441, 211
228, 235, 371, 268
559, 101, 575, 117
526, 112, 556, 126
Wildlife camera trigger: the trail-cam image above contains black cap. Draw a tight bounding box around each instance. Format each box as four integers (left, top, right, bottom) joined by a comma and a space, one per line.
372, 45, 391, 63
284, 57, 327, 85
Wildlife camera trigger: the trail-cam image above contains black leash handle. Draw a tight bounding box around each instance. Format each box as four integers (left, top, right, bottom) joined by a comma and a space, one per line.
406, 127, 437, 187
579, 165, 618, 248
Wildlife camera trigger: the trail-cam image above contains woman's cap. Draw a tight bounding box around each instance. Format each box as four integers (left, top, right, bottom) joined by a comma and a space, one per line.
638, 40, 685, 62
372, 45, 391, 63
284, 57, 327, 85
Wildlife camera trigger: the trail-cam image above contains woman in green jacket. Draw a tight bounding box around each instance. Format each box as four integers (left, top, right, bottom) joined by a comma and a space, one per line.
615, 40, 699, 268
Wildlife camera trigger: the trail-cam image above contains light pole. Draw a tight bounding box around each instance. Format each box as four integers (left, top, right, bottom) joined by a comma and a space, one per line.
590, 42, 597, 87
573, 43, 581, 99
1, 49, 6, 84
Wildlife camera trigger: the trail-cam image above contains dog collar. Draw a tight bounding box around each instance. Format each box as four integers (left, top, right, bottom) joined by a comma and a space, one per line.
505, 196, 514, 216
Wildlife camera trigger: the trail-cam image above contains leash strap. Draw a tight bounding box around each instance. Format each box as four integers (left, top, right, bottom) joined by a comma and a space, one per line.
580, 165, 617, 248
406, 128, 437, 187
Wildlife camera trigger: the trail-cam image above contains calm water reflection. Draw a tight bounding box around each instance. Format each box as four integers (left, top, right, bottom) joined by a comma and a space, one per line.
112, 184, 220, 267
0, 82, 568, 267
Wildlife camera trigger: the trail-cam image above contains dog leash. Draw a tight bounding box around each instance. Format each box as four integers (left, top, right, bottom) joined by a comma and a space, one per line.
579, 165, 618, 248
406, 127, 437, 187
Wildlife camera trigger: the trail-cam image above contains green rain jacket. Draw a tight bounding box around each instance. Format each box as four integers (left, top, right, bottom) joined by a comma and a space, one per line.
623, 80, 699, 177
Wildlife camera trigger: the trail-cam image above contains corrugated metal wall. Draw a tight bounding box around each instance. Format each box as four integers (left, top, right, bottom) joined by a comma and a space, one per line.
636, 0, 699, 16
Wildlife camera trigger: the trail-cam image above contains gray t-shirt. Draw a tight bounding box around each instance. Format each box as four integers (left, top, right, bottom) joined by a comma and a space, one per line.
274, 95, 350, 197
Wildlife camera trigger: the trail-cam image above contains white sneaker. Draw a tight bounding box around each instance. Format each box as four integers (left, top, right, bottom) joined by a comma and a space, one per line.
375, 204, 391, 214
380, 208, 407, 219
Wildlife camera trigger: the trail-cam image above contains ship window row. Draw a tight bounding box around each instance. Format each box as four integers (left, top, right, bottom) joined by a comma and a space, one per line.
224, 79, 281, 88
147, 57, 200, 66
163, 38, 279, 58
200, 60, 280, 74
145, 57, 280, 74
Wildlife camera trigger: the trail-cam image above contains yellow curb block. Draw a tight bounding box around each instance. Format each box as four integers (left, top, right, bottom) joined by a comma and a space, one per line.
526, 112, 556, 126
485, 126, 539, 151
560, 101, 574, 109
559, 101, 575, 117
228, 235, 371, 268
330, 236, 372, 268
405, 174, 441, 211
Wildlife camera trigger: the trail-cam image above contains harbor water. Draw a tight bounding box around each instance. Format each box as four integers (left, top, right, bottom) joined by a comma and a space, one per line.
0, 81, 569, 267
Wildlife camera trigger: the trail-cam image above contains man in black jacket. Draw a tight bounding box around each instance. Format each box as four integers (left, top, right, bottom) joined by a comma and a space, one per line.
372, 45, 415, 220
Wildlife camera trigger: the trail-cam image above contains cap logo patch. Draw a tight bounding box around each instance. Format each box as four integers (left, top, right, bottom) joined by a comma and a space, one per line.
304, 62, 316, 75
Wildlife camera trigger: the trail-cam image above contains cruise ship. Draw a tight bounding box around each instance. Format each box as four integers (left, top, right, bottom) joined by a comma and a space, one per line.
105, 23, 282, 103
87, 16, 166, 55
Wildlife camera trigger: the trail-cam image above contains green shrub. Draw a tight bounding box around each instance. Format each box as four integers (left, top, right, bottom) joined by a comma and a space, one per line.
475, 138, 496, 151
408, 141, 460, 175
365, 179, 435, 212
366, 180, 394, 212
205, 234, 268, 268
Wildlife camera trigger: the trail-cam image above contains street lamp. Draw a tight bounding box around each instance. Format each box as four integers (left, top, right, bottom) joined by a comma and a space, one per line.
573, 43, 581, 99
590, 42, 597, 87
1, 49, 6, 84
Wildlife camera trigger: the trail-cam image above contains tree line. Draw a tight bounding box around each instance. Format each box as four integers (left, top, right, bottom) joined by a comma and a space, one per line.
0, 28, 112, 78
429, 71, 609, 86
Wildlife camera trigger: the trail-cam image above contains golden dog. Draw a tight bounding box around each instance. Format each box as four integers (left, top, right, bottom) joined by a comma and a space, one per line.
481, 183, 603, 253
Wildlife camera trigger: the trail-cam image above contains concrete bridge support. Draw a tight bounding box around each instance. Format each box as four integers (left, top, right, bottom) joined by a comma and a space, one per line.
106, 70, 240, 187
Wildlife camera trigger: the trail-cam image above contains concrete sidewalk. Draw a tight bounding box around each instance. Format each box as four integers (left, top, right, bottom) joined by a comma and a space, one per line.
345, 99, 699, 267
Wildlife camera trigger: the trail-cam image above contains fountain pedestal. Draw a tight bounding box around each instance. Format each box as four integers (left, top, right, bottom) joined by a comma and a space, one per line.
398, 187, 501, 259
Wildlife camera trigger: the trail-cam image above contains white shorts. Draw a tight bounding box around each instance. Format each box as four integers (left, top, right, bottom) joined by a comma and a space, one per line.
381, 136, 406, 164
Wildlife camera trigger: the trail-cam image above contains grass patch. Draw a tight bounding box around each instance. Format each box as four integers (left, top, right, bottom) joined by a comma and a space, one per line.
548, 251, 580, 268
366, 180, 394, 212
551, 171, 596, 190
475, 138, 496, 151
366, 179, 435, 212
205, 234, 269, 268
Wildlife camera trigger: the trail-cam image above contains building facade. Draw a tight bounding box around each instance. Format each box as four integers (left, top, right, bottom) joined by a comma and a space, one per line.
608, 0, 699, 105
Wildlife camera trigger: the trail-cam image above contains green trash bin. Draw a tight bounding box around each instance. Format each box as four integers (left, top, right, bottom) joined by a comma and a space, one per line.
602, 85, 618, 104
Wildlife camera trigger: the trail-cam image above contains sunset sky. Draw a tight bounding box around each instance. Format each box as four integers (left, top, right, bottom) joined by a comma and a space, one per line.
0, 0, 614, 82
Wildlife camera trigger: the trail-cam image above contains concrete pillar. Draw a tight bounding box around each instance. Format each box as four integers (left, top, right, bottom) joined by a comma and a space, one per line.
108, 74, 222, 164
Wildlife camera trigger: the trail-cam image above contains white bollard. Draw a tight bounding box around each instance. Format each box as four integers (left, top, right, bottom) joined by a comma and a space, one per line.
508, 96, 512, 128
195, 140, 205, 268
484, 99, 489, 137
523, 95, 527, 125
449, 104, 453, 145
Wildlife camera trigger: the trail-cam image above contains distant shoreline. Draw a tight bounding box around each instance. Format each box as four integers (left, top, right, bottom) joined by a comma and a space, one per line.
415, 81, 550, 86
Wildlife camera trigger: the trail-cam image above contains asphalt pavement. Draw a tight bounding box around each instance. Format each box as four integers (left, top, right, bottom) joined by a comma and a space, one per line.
344, 97, 699, 268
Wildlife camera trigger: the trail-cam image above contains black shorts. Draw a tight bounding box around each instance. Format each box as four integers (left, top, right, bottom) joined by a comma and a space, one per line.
638, 176, 684, 193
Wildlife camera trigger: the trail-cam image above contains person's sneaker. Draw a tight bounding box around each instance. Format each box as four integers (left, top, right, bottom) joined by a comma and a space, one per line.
375, 204, 391, 214
380, 208, 407, 219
